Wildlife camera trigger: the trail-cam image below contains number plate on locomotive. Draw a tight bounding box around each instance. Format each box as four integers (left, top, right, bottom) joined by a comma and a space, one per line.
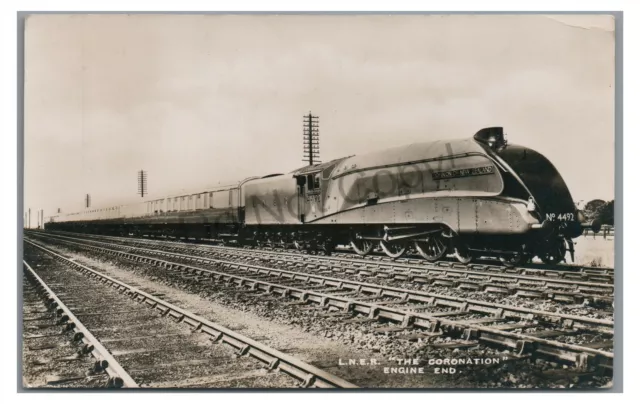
545, 213, 575, 221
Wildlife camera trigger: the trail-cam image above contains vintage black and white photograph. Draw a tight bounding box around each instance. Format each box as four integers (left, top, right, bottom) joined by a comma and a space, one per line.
21, 13, 617, 390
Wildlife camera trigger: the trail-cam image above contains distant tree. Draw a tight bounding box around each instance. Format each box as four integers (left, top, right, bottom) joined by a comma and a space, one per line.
597, 200, 614, 226
583, 199, 606, 221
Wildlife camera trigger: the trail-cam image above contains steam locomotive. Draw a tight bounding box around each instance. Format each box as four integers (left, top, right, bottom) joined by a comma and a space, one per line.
45, 127, 599, 267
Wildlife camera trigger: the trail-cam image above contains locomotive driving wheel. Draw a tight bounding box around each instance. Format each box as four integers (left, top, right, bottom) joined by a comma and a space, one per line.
350, 239, 374, 256
380, 240, 408, 259
540, 238, 567, 265
414, 235, 447, 262
454, 243, 473, 264
499, 252, 525, 268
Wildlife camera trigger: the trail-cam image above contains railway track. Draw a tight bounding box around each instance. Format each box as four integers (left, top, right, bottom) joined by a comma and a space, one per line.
26, 234, 614, 375
331, 247, 612, 275
35, 232, 614, 307
40, 230, 614, 280
23, 241, 358, 389
22, 263, 137, 388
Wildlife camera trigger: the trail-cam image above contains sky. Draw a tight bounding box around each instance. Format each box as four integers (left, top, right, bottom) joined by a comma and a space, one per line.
23, 14, 616, 220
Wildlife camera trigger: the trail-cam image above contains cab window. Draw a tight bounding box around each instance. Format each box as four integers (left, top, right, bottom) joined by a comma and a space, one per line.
306, 173, 320, 192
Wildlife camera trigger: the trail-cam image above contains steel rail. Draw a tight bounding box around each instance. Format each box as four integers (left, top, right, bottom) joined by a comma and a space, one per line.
39, 230, 614, 284
37, 230, 614, 278
23, 260, 139, 388
165, 243, 614, 291
24, 239, 358, 389
187, 241, 615, 283
26, 236, 614, 370
33, 233, 614, 328
36, 233, 614, 302
236, 248, 614, 285
331, 247, 613, 275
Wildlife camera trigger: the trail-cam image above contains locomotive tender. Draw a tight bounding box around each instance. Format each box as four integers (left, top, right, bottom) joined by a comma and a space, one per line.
45, 127, 599, 266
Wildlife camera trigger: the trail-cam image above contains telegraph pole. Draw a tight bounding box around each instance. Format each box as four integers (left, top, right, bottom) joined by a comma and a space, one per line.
85, 194, 91, 208
138, 170, 147, 198
303, 113, 320, 165
28, 208, 31, 229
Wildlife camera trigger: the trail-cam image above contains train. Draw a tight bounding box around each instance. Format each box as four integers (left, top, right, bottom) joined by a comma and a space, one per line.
44, 127, 600, 267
